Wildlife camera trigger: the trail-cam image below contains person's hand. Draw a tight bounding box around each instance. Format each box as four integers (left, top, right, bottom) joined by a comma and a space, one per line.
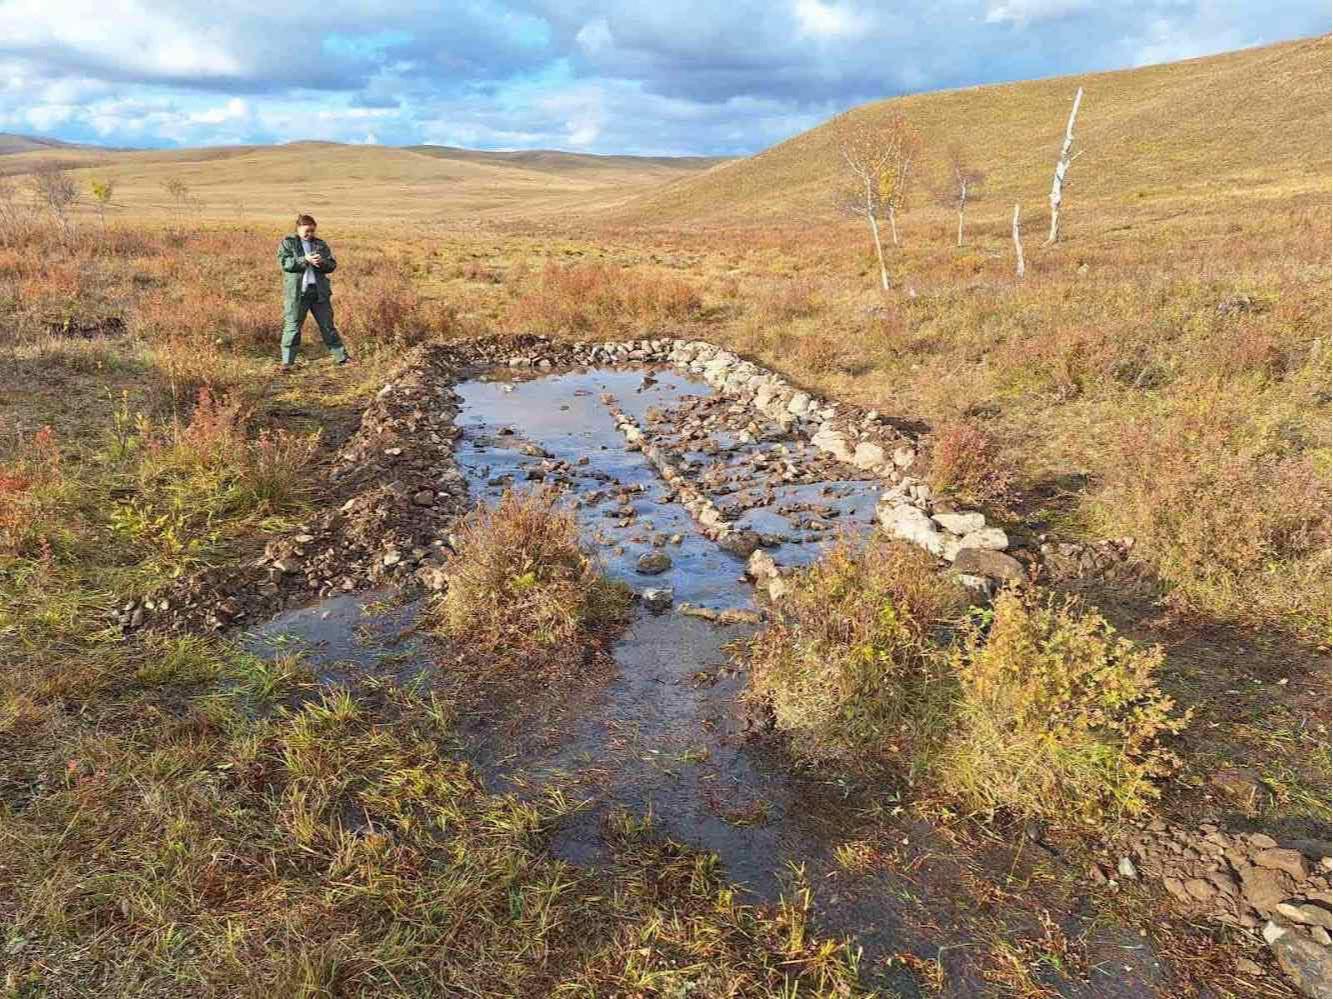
306, 253, 322, 266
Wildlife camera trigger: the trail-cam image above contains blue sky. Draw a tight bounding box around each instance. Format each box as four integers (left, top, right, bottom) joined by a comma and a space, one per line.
0, 1, 1325, 155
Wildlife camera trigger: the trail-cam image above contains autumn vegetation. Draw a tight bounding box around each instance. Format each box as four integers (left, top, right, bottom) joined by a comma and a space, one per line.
0, 33, 1327, 995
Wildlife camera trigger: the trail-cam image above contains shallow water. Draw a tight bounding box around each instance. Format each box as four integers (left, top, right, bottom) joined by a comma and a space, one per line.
244, 364, 1164, 995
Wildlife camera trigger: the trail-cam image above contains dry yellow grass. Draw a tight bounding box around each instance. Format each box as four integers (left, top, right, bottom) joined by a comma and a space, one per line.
626, 35, 1331, 224
0, 141, 723, 226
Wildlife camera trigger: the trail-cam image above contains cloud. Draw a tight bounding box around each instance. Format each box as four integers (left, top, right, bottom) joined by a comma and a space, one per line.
793, 0, 870, 39
0, 2, 1323, 155
983, 0, 1095, 26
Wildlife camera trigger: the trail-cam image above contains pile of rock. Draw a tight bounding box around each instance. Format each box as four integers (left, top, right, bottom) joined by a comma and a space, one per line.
876, 496, 1027, 592
118, 345, 472, 635
1114, 821, 1332, 997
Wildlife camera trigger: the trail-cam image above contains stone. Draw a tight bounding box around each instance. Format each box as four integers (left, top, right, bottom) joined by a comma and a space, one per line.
878, 503, 945, 556
1277, 902, 1333, 930
1265, 920, 1333, 999
1240, 864, 1292, 910
952, 548, 1025, 583
412, 489, 435, 506
959, 527, 1009, 551
273, 557, 302, 575
767, 575, 791, 601
1255, 849, 1311, 881
852, 442, 887, 470
636, 552, 672, 575
1184, 878, 1216, 901
640, 587, 674, 612
1118, 856, 1139, 880
956, 573, 997, 597
811, 427, 855, 464
746, 549, 778, 582
382, 551, 403, 568
891, 446, 916, 468
932, 511, 985, 535
718, 531, 762, 558
1209, 770, 1267, 809
787, 392, 812, 415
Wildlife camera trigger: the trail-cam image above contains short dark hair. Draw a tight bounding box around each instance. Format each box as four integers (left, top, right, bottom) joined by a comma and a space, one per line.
295, 213, 317, 228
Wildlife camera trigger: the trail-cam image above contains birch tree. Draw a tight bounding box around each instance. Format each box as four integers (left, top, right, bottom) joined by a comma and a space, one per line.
1045, 87, 1084, 245
939, 143, 986, 247
835, 112, 922, 290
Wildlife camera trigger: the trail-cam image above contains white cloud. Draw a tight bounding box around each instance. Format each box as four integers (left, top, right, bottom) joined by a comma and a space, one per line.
984, 0, 1095, 26
0, 0, 245, 79
187, 97, 250, 125
793, 0, 869, 39
575, 18, 614, 54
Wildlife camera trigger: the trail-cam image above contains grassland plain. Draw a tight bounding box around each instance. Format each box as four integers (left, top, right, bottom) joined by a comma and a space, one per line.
0, 33, 1329, 998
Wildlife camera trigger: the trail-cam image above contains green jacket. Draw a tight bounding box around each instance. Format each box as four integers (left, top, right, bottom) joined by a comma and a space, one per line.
278, 234, 337, 307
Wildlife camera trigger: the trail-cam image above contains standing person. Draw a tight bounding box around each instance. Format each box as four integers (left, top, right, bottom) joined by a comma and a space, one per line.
277, 214, 351, 371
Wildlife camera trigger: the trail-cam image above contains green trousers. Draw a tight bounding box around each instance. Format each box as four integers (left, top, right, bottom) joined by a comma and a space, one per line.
281, 291, 347, 365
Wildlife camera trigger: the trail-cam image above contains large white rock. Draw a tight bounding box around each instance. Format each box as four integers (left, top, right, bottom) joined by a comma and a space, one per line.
787, 392, 812, 415
960, 527, 1009, 551
933, 511, 985, 535
811, 427, 856, 464
852, 442, 887, 470
877, 503, 946, 556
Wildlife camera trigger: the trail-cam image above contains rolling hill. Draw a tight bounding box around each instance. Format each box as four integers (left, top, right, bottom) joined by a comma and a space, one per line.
622, 35, 1331, 224
0, 139, 725, 225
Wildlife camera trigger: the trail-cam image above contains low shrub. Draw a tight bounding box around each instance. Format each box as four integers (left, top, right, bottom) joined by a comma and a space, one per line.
1092, 390, 1330, 638
507, 262, 701, 335
110, 387, 319, 575
0, 425, 65, 558
926, 418, 1017, 507
339, 273, 428, 349
940, 589, 1189, 825
438, 488, 629, 650
744, 538, 967, 762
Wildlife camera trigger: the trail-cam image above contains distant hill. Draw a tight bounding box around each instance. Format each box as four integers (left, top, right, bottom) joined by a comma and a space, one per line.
621, 35, 1332, 224
0, 132, 115, 156
0, 139, 725, 224
405, 145, 730, 175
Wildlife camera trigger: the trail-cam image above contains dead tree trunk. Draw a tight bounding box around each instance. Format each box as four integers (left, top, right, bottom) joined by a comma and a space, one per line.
887, 206, 899, 246
956, 176, 967, 247
1012, 203, 1026, 278
1045, 86, 1083, 246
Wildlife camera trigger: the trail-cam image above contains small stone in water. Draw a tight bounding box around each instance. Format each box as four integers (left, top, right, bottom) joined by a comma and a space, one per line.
636, 552, 672, 574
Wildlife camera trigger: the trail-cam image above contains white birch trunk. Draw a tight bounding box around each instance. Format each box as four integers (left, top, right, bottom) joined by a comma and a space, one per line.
887, 206, 899, 246
1012, 203, 1026, 278
956, 176, 967, 247
1046, 86, 1083, 246
868, 213, 889, 290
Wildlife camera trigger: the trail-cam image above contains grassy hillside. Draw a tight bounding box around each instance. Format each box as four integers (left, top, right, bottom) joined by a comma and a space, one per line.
628, 35, 1331, 223
405, 144, 730, 175
0, 141, 721, 226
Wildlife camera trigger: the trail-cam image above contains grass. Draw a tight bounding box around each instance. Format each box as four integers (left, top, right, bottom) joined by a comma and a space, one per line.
743, 543, 1191, 828
0, 34, 1326, 990
940, 589, 1190, 826
436, 487, 631, 651
743, 537, 967, 764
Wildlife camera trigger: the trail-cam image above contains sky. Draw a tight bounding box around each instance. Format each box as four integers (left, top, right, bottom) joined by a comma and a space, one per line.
0, 1, 1325, 156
